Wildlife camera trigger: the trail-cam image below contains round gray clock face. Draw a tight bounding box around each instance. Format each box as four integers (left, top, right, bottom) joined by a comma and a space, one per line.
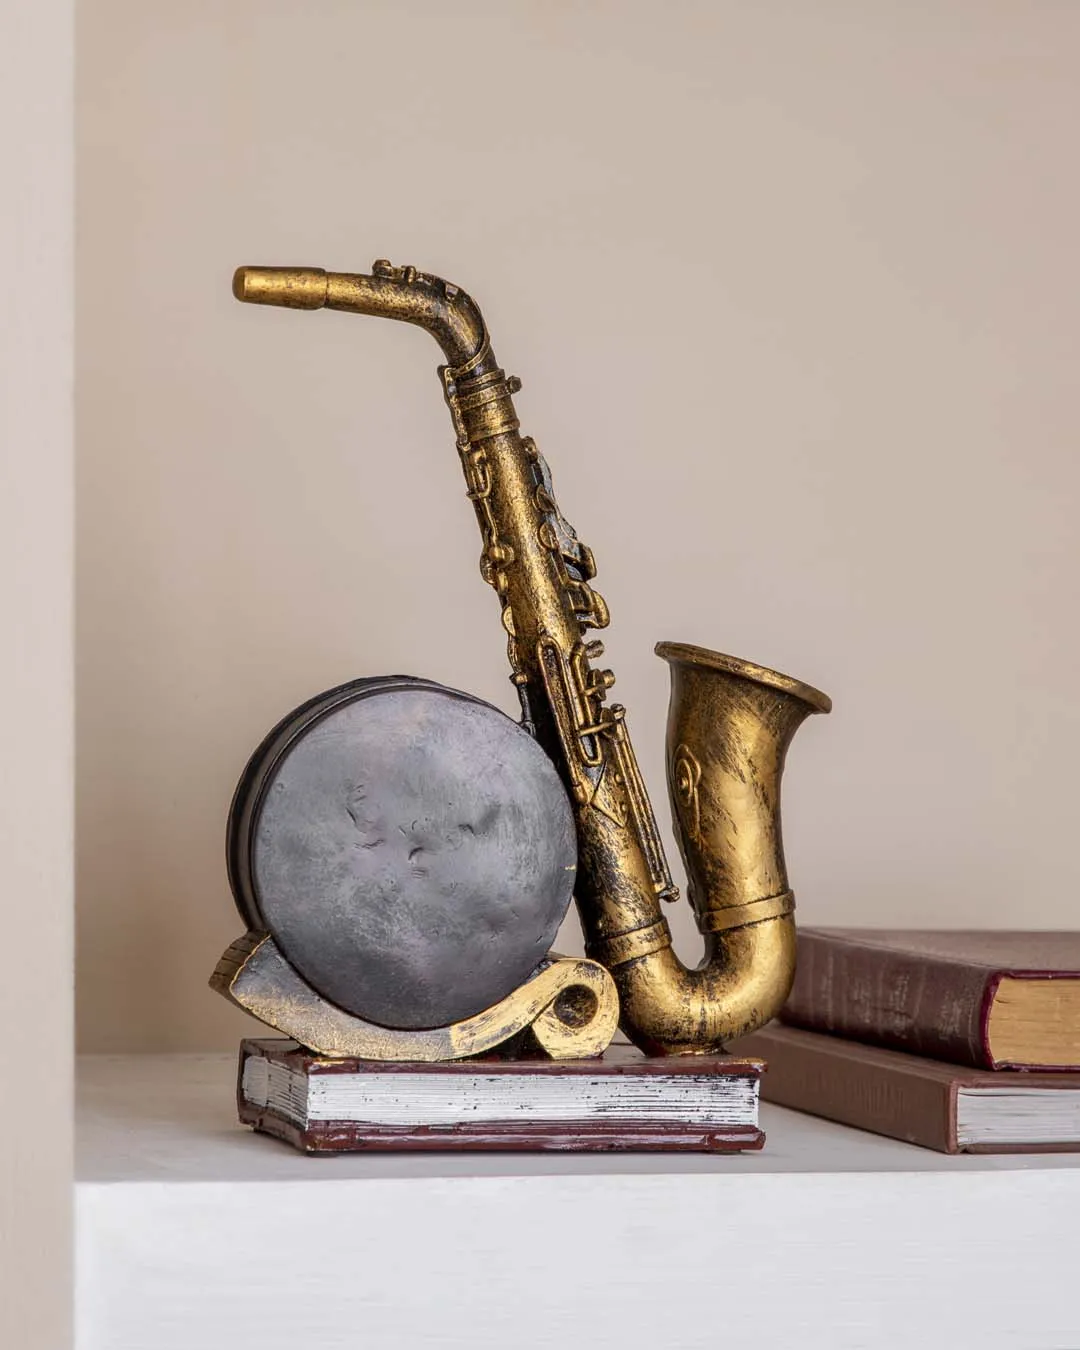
248, 682, 577, 1029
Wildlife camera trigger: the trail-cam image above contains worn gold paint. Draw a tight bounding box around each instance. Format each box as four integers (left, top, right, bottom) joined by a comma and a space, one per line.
211, 933, 619, 1061
232, 261, 831, 1055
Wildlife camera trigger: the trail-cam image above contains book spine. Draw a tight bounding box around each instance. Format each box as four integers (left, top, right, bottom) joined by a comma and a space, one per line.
782, 933, 995, 1069
740, 1030, 958, 1152
239, 1103, 765, 1153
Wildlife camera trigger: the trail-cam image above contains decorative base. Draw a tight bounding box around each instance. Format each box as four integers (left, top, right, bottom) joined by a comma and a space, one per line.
237, 1037, 766, 1153
211, 931, 619, 1061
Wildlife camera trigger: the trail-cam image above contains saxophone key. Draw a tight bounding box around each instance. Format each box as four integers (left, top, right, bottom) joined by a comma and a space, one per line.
567, 581, 610, 630
537, 519, 559, 551
576, 542, 597, 580
587, 668, 616, 697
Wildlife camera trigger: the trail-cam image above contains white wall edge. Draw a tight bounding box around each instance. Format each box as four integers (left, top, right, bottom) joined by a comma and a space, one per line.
0, 1, 75, 1346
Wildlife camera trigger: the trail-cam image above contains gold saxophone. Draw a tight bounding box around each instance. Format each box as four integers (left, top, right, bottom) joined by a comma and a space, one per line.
233, 260, 831, 1055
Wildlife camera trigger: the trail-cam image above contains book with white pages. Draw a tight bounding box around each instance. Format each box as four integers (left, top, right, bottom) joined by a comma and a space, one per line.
237, 1037, 766, 1154
732, 1022, 1080, 1154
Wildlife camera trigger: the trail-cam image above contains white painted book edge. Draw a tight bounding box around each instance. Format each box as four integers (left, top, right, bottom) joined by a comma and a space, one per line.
956, 1086, 1080, 1147
241, 1057, 760, 1128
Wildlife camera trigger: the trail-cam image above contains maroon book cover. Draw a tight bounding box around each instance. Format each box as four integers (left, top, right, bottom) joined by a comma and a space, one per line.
237, 1038, 765, 1154
782, 929, 1080, 1070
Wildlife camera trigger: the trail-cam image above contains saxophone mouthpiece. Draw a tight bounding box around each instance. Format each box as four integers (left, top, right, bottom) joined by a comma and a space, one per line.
232, 266, 329, 310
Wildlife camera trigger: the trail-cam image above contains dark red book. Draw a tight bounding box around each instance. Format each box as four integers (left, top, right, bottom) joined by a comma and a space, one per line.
783, 929, 1080, 1070
237, 1038, 765, 1153
732, 1022, 1080, 1154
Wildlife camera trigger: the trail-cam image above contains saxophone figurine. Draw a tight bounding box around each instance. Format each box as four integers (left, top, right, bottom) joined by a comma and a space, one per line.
233, 260, 831, 1055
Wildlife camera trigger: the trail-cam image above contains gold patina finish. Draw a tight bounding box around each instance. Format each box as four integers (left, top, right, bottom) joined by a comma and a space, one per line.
212, 932, 619, 1062
233, 260, 831, 1055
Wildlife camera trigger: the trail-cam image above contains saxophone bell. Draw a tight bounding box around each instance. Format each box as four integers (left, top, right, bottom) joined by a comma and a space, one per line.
658, 642, 831, 932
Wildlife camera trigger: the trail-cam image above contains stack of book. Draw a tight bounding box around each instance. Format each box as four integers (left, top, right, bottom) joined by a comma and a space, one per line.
732, 929, 1080, 1153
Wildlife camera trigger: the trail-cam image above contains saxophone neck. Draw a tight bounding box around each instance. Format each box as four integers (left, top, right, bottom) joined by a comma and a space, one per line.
233, 260, 491, 372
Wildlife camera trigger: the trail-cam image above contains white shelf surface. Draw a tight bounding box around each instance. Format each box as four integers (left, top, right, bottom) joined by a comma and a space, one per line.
77, 1053, 1080, 1350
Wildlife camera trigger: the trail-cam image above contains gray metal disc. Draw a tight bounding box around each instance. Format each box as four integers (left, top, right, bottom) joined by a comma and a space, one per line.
249, 682, 577, 1029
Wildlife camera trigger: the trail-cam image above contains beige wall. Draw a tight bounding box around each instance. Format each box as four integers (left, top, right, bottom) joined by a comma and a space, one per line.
78, 1, 1080, 1052
3, 1, 74, 1343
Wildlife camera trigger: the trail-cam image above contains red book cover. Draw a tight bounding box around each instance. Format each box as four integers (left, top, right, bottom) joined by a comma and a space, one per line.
782, 929, 1080, 1070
